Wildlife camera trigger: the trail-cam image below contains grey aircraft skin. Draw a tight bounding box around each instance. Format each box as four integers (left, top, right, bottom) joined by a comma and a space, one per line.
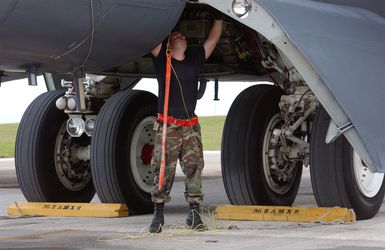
317, 0, 385, 18
1, 0, 385, 220
0, 0, 185, 75
0, 0, 383, 75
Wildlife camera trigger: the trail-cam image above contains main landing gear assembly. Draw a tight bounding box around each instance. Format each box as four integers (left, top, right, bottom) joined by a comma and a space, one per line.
14, 6, 385, 218
15, 73, 384, 219
15, 75, 158, 215
221, 84, 385, 220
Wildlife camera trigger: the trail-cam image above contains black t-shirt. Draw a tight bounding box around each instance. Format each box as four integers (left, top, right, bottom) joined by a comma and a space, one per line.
153, 45, 206, 119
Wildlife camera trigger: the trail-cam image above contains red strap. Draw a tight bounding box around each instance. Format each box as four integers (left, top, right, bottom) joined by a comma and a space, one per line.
158, 48, 172, 191
157, 113, 198, 126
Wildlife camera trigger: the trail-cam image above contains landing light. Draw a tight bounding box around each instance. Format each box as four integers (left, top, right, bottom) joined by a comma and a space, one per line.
67, 116, 85, 137
232, 0, 252, 19
84, 118, 95, 136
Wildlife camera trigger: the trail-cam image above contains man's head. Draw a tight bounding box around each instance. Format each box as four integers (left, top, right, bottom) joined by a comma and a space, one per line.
169, 31, 187, 52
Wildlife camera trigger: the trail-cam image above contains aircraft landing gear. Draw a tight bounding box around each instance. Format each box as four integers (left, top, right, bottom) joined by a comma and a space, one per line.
221, 84, 303, 206
91, 90, 157, 215
15, 90, 95, 202
310, 107, 385, 220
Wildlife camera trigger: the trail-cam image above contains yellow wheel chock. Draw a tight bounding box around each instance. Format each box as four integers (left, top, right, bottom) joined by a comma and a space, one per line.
8, 202, 128, 218
215, 205, 355, 223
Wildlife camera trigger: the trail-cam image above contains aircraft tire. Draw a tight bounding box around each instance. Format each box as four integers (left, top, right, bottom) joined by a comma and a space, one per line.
221, 85, 302, 206
310, 107, 385, 220
15, 90, 95, 202
91, 90, 157, 215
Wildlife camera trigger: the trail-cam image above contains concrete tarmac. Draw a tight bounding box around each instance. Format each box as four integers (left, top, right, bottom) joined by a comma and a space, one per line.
0, 153, 385, 249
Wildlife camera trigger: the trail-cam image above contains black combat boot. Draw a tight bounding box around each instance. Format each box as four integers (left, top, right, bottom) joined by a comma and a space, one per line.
149, 203, 164, 233
186, 203, 208, 231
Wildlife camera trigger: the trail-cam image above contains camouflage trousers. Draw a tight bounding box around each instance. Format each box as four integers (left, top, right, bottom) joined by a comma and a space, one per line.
151, 121, 204, 204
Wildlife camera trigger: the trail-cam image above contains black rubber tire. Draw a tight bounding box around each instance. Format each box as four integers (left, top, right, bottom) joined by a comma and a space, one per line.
221, 84, 303, 205
310, 107, 385, 220
15, 90, 95, 202
91, 90, 157, 215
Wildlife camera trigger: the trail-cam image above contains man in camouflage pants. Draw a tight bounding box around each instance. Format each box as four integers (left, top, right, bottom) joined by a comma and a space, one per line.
149, 18, 223, 233
151, 122, 204, 205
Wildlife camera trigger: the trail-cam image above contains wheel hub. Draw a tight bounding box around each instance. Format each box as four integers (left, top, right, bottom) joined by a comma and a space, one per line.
130, 116, 157, 193
55, 123, 92, 191
141, 144, 154, 165
262, 114, 298, 194
353, 152, 384, 198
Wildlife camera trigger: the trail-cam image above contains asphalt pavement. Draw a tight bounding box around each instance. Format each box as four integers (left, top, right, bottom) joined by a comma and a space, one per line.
0, 153, 385, 249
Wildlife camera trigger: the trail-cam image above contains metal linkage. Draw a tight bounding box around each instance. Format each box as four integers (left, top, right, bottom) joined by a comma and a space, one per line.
273, 85, 318, 167
55, 74, 116, 137
56, 74, 114, 114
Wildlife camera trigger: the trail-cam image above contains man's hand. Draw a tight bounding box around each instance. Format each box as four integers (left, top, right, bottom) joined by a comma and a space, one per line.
203, 19, 223, 60
151, 43, 162, 57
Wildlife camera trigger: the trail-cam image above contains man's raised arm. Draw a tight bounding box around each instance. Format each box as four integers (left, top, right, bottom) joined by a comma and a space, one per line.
203, 19, 223, 60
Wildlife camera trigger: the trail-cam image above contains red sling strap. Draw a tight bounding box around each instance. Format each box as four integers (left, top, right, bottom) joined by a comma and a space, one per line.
158, 47, 172, 191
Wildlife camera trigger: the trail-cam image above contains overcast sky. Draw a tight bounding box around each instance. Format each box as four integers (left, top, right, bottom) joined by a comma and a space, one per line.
0, 77, 261, 124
